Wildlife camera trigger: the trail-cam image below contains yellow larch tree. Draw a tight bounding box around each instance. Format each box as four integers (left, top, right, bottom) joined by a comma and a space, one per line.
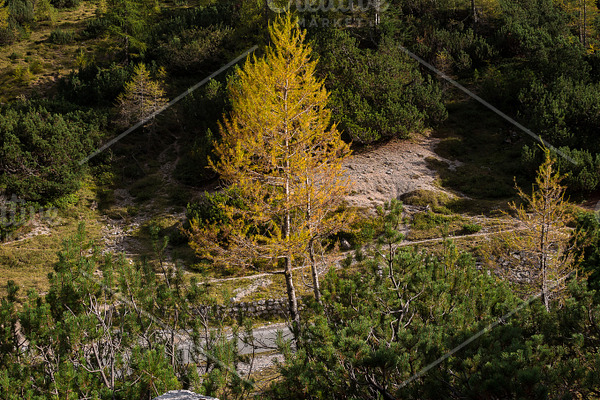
0, 0, 9, 29
116, 63, 167, 131
507, 148, 580, 311
187, 14, 353, 327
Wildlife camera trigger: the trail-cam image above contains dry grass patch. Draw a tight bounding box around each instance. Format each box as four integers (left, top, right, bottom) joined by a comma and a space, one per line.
0, 2, 103, 102
0, 184, 104, 297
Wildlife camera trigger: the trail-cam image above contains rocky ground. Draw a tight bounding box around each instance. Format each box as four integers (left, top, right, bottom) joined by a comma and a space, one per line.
343, 134, 461, 210
100, 138, 185, 258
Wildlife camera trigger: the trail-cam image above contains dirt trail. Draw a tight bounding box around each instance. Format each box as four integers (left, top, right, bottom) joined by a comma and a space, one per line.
100, 136, 184, 258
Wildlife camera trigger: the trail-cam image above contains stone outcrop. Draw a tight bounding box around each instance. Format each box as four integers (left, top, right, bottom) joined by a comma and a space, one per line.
224, 298, 292, 319
485, 250, 541, 284
196, 297, 306, 320
152, 390, 218, 400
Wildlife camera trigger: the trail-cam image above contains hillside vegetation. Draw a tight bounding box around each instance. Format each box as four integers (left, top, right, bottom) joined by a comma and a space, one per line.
1, 0, 600, 398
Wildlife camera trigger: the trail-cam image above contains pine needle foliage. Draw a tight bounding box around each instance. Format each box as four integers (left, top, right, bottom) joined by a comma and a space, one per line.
507, 148, 580, 310
187, 14, 353, 325
116, 62, 167, 130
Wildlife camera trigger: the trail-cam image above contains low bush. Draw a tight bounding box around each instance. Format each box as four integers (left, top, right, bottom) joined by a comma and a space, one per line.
412, 211, 454, 230
0, 24, 19, 45
149, 26, 231, 75
28, 59, 43, 74
400, 189, 451, 208
315, 30, 446, 144
58, 63, 133, 106
48, 28, 74, 44
422, 26, 496, 74
8, 0, 34, 24
185, 190, 243, 228
522, 144, 600, 193
572, 212, 600, 295
12, 64, 32, 83
0, 101, 105, 204
83, 17, 109, 38
461, 223, 482, 234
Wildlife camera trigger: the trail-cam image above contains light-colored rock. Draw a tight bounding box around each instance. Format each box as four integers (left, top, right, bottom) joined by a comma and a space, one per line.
340, 238, 352, 251
152, 390, 218, 400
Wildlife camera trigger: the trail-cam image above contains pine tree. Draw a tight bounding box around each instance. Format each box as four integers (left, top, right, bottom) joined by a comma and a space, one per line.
187, 14, 353, 327
116, 63, 167, 131
102, 0, 159, 62
0, 224, 251, 399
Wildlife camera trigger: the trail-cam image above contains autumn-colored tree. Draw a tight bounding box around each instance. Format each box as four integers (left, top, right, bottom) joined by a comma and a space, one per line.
116, 63, 167, 131
302, 134, 355, 304
187, 14, 353, 326
507, 148, 580, 311
0, 0, 9, 29
563, 0, 598, 47
33, 0, 55, 24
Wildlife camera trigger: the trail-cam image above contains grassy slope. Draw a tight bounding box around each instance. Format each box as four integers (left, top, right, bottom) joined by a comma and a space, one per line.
0, 2, 106, 103
0, 3, 109, 295
0, 181, 104, 296
430, 91, 524, 200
